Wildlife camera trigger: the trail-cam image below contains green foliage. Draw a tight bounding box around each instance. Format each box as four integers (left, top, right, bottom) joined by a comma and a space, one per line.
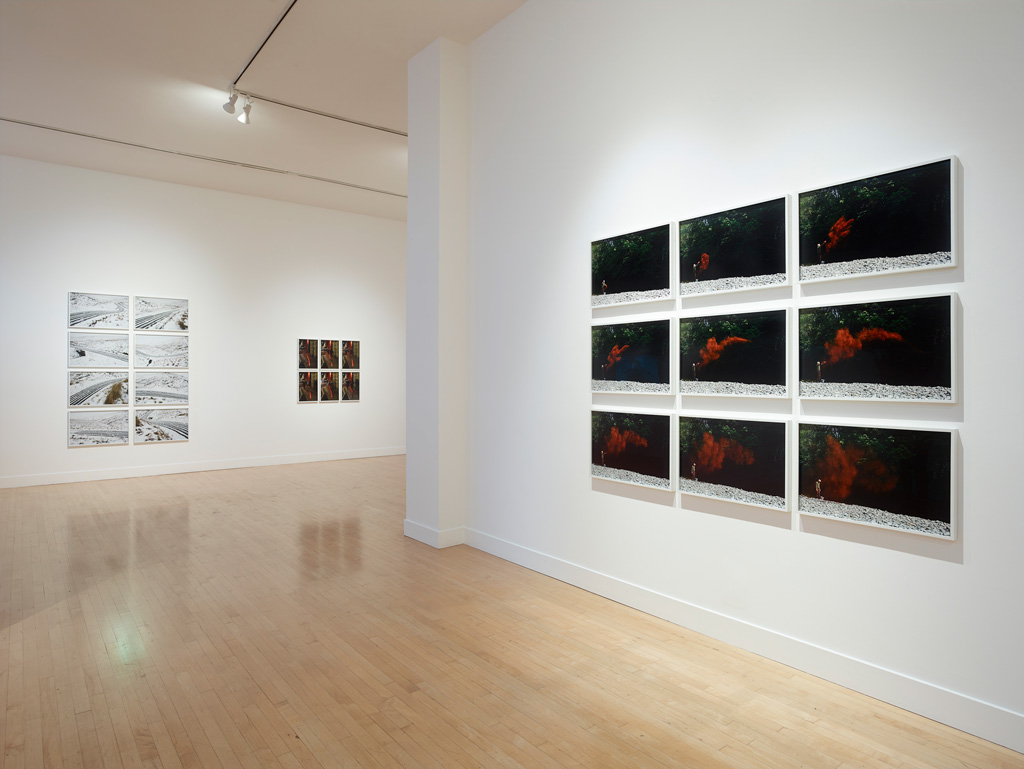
591, 225, 669, 294
798, 296, 949, 352
680, 311, 778, 355
593, 322, 657, 358
592, 411, 655, 441
680, 417, 773, 453
679, 199, 785, 281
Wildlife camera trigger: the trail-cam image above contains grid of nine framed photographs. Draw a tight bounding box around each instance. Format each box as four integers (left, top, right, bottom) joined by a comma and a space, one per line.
298, 339, 360, 403
68, 293, 189, 447
591, 158, 958, 539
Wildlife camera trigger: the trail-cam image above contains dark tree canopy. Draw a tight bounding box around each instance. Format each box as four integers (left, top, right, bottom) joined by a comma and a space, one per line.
679, 417, 785, 497
592, 224, 670, 296
679, 310, 786, 385
592, 321, 670, 382
679, 198, 786, 283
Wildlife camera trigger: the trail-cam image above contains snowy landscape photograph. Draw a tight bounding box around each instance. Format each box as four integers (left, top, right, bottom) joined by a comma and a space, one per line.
299, 371, 318, 402
134, 372, 189, 404
342, 340, 360, 369
679, 198, 787, 296
299, 339, 318, 369
799, 159, 953, 281
592, 224, 671, 307
68, 410, 129, 447
680, 310, 787, 396
321, 339, 339, 370
68, 371, 129, 407
679, 416, 786, 509
69, 332, 129, 368
799, 423, 953, 538
135, 409, 189, 442
320, 371, 339, 401
135, 334, 189, 368
591, 410, 670, 489
342, 372, 360, 401
68, 292, 129, 329
592, 320, 671, 393
135, 296, 189, 331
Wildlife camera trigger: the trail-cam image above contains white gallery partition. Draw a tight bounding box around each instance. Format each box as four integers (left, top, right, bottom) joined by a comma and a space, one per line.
0, 156, 407, 487
456, 0, 1024, 753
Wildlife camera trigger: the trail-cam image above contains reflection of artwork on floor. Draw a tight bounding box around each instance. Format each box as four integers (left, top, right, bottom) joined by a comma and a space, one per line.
299, 371, 318, 402
591, 410, 671, 490
342, 372, 360, 401
69, 332, 130, 368
134, 372, 189, 405
135, 296, 189, 331
135, 409, 189, 443
135, 334, 189, 368
69, 292, 129, 329
68, 371, 130, 407
321, 339, 339, 370
299, 339, 318, 369
320, 371, 339, 402
69, 410, 130, 447
342, 340, 360, 369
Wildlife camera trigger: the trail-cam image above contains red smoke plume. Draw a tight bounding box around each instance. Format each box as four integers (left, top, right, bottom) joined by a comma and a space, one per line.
824, 327, 902, 365
698, 336, 749, 368
604, 427, 647, 456
825, 216, 854, 252
697, 252, 710, 277
696, 432, 754, 474
605, 344, 629, 374
815, 434, 896, 500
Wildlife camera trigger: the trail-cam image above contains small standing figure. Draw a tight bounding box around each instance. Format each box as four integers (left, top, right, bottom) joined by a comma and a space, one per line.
601, 450, 606, 466
817, 241, 824, 264
691, 463, 697, 481
692, 362, 698, 381
817, 360, 823, 382
601, 279, 607, 294
693, 263, 699, 282
815, 478, 823, 499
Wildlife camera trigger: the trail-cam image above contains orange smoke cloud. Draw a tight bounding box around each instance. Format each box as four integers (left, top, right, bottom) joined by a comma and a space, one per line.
698, 336, 749, 368
696, 432, 754, 474
604, 427, 648, 456
815, 434, 896, 500
697, 252, 710, 276
824, 327, 902, 365
605, 344, 629, 373
825, 215, 854, 252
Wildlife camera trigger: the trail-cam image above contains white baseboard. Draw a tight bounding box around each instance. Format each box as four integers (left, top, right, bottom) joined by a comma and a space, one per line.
0, 446, 406, 488
403, 518, 466, 548
466, 528, 1024, 755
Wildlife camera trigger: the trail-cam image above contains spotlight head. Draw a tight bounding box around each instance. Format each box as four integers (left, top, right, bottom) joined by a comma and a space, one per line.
238, 99, 252, 125
222, 91, 238, 114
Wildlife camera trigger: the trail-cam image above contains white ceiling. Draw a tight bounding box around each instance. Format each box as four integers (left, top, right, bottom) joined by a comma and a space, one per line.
0, 0, 526, 220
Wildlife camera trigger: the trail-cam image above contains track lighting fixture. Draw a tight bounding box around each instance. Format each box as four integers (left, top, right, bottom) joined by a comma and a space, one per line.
222, 90, 238, 114
237, 97, 252, 125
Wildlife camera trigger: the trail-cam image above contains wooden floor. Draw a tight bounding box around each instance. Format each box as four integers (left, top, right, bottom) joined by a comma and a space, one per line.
1, 457, 1020, 769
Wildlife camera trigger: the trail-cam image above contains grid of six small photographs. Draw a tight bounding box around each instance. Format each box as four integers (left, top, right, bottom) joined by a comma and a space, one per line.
591, 157, 958, 539
68, 293, 189, 447
298, 339, 360, 403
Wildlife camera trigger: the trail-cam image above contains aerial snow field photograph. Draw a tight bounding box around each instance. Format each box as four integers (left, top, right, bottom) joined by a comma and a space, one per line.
680, 309, 787, 396
799, 158, 953, 282
592, 319, 671, 393
134, 372, 189, 404
799, 295, 953, 401
342, 340, 360, 369
679, 416, 786, 510
68, 332, 130, 367
591, 410, 671, 490
68, 371, 129, 407
135, 409, 189, 443
591, 224, 671, 307
68, 409, 129, 447
299, 371, 318, 402
799, 423, 953, 538
321, 339, 339, 370
320, 371, 339, 401
135, 296, 189, 331
68, 292, 129, 329
342, 371, 360, 401
298, 338, 318, 369
679, 198, 787, 297
135, 334, 189, 368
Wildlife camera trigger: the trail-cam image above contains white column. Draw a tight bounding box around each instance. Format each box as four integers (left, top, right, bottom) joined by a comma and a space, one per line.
404, 38, 470, 548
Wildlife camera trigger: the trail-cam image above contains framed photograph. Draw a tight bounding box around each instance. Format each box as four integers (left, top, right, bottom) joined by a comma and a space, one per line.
68, 292, 129, 330
69, 332, 129, 368
799, 294, 953, 401
320, 371, 339, 402
135, 409, 189, 442
679, 309, 787, 397
68, 371, 129, 407
798, 422, 954, 539
679, 198, 787, 297
342, 340, 360, 370
321, 339, 340, 370
134, 372, 189, 405
135, 334, 188, 368
342, 371, 360, 401
799, 158, 955, 282
679, 416, 786, 510
298, 339, 318, 369
591, 224, 671, 307
135, 296, 189, 331
592, 319, 671, 394
298, 371, 318, 402
68, 409, 129, 447
591, 410, 671, 490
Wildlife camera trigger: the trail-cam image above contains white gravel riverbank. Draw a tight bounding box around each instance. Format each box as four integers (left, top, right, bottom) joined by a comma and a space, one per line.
800, 251, 951, 281
592, 464, 671, 489
800, 382, 952, 401
593, 380, 671, 394
680, 272, 786, 296
592, 288, 672, 307
680, 381, 787, 397
799, 495, 951, 537
679, 478, 786, 509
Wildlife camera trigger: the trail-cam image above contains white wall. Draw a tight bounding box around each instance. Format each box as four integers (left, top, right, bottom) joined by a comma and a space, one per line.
463, 0, 1024, 751
0, 156, 406, 487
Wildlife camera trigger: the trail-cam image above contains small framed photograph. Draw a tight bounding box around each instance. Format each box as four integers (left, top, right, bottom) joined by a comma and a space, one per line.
68, 371, 130, 407
135, 409, 189, 443
591, 224, 671, 307
679, 309, 787, 397
799, 422, 955, 539
342, 340, 360, 369
298, 371, 318, 402
592, 319, 671, 394
591, 410, 671, 490
135, 296, 189, 331
320, 339, 340, 370
680, 415, 786, 510
134, 372, 189, 405
298, 339, 318, 369
342, 371, 360, 401
68, 409, 129, 447
69, 332, 129, 368
320, 371, 339, 402
135, 334, 189, 368
799, 294, 953, 402
799, 158, 955, 282
679, 197, 787, 297
68, 292, 129, 330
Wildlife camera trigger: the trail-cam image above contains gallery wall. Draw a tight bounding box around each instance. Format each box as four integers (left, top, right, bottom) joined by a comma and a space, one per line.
0, 155, 406, 487
462, 0, 1024, 751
